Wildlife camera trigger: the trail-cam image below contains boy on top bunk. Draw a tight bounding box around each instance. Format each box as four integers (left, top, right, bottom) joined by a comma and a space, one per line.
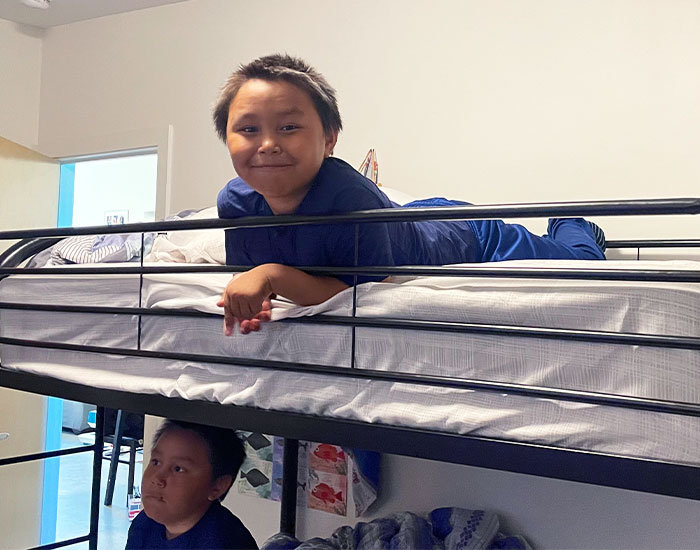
214, 54, 606, 335
126, 419, 257, 549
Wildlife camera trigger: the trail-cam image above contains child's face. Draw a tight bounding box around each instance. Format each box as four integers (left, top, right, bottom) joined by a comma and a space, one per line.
141, 428, 229, 538
226, 78, 337, 214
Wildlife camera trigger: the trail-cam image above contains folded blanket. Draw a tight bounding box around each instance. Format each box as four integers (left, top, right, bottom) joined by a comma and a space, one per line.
262, 507, 531, 550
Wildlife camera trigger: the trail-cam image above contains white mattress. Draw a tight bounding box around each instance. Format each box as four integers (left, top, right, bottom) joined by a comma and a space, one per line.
2, 259, 700, 465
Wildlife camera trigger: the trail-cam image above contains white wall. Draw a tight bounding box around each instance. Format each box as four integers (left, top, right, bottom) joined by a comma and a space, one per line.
28, 0, 700, 548
37, 0, 700, 239
0, 136, 58, 550
0, 22, 50, 548
0, 19, 43, 149
0, 388, 47, 550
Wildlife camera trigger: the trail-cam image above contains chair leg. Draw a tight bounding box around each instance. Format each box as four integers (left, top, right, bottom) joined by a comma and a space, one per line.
104, 410, 125, 506
127, 442, 136, 500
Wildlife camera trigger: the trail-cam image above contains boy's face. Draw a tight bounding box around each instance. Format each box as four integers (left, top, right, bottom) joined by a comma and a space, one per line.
141, 428, 231, 538
226, 78, 338, 214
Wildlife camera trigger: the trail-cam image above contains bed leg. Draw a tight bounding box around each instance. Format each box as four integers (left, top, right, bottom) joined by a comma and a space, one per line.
88, 407, 105, 550
280, 438, 299, 536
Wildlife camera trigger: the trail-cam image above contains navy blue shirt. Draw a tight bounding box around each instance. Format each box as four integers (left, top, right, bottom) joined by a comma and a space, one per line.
217, 157, 479, 285
125, 501, 257, 549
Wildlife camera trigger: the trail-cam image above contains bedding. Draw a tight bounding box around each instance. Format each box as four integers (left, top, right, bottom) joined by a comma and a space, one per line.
24, 206, 224, 268
1, 259, 700, 466
26, 233, 153, 267
145, 206, 226, 264
261, 507, 531, 550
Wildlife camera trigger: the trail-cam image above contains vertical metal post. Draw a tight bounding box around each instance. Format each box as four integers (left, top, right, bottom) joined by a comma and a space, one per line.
279, 438, 299, 536
137, 232, 145, 351
350, 223, 359, 369
88, 407, 104, 550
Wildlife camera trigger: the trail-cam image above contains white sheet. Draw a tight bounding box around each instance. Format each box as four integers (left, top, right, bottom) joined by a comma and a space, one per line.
2, 259, 700, 465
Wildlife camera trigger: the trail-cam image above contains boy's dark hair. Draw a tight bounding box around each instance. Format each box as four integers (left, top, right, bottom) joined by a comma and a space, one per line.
213, 53, 343, 143
153, 419, 246, 499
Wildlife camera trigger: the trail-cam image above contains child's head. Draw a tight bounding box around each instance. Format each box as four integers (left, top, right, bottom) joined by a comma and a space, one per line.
141, 420, 245, 537
213, 53, 342, 143
213, 54, 342, 214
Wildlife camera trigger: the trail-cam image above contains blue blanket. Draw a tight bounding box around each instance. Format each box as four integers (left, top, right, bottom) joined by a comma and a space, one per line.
262, 507, 531, 550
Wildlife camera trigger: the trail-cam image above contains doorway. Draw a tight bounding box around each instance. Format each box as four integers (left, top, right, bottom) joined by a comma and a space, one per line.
42, 150, 157, 547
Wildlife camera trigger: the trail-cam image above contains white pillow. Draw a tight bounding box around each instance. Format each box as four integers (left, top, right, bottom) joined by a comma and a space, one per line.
378, 185, 417, 206
145, 206, 226, 264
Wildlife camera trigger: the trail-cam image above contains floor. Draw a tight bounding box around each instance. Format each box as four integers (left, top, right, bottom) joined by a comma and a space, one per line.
56, 431, 143, 549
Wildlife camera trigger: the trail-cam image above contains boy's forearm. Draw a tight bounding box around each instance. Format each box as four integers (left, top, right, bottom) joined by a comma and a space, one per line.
259, 263, 348, 306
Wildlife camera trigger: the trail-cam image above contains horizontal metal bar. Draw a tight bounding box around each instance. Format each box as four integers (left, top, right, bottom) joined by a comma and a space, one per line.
1, 336, 699, 417
0, 301, 215, 317
607, 239, 700, 249
0, 444, 97, 467
294, 315, 700, 351
2, 197, 700, 241
29, 534, 90, 550
3, 302, 700, 353
0, 237, 62, 269
2, 263, 700, 282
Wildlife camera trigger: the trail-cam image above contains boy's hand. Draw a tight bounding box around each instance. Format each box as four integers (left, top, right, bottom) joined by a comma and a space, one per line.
217, 267, 274, 336
216, 263, 348, 335
236, 297, 273, 335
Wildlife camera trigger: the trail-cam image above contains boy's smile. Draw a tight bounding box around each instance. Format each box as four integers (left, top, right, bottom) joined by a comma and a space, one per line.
226, 79, 337, 214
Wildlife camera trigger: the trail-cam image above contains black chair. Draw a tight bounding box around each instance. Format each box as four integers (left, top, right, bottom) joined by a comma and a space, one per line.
103, 409, 144, 506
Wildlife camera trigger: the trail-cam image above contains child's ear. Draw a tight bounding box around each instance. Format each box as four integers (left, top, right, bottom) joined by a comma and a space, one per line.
324, 132, 339, 158
208, 475, 233, 501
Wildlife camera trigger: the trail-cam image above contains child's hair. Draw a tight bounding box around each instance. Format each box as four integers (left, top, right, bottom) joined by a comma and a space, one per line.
213, 53, 343, 143
153, 419, 246, 499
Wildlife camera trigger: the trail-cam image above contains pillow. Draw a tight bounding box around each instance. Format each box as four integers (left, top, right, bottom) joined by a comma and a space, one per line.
145, 206, 226, 264
378, 185, 418, 206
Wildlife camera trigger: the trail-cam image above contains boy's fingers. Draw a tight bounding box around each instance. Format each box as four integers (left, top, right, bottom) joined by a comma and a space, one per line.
223, 316, 234, 337
219, 290, 269, 335
256, 310, 271, 322
239, 318, 260, 335
242, 303, 255, 320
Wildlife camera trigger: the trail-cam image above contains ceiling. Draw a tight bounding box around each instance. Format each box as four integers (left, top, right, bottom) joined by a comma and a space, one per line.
0, 0, 189, 28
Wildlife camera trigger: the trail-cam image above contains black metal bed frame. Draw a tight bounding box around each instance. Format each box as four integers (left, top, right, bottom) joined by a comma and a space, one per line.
1, 198, 700, 549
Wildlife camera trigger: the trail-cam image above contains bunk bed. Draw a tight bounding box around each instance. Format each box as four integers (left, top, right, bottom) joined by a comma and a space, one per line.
1, 198, 700, 550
